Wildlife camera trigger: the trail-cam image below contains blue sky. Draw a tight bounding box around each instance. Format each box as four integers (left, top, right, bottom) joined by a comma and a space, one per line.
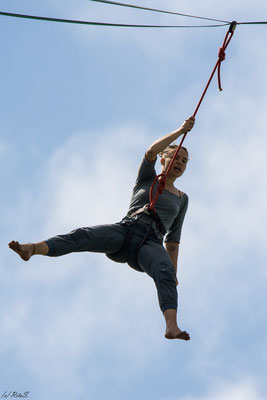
1, 1, 267, 400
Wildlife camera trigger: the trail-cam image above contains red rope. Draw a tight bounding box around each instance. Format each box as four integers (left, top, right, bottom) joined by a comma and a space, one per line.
149, 21, 237, 211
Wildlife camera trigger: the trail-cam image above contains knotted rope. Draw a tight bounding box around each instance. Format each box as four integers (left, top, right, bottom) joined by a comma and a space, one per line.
149, 21, 237, 211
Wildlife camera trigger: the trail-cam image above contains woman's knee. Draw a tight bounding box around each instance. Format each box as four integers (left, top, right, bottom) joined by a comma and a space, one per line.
154, 266, 176, 288
153, 262, 177, 310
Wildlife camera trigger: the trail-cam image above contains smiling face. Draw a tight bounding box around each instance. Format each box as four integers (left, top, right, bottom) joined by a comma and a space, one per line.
160, 146, 189, 179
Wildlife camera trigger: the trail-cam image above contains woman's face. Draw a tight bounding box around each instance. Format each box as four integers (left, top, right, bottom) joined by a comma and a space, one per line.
161, 147, 188, 178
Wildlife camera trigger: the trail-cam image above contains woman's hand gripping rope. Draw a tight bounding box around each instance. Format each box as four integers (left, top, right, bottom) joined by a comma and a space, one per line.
160, 115, 195, 185
148, 115, 195, 211
179, 115, 195, 135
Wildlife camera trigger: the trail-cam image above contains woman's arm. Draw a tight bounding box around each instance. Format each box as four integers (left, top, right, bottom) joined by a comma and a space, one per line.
146, 116, 195, 161
165, 241, 179, 285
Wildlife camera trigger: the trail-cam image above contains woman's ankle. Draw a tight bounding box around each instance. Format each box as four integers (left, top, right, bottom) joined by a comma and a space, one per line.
34, 241, 49, 255
163, 308, 178, 327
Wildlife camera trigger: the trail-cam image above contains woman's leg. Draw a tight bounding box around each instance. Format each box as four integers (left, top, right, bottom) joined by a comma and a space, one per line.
137, 239, 190, 341
8, 223, 128, 261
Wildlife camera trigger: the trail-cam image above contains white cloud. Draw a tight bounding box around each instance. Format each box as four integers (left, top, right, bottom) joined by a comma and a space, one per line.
2, 125, 267, 400
7, 117, 264, 376
39, 124, 149, 232
171, 379, 265, 400
4, 112, 267, 365
1, 126, 166, 397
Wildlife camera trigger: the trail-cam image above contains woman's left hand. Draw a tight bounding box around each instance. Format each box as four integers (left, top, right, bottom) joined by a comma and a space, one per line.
181, 115, 195, 133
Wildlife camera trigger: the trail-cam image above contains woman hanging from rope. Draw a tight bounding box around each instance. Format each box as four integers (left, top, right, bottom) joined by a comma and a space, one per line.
9, 115, 195, 340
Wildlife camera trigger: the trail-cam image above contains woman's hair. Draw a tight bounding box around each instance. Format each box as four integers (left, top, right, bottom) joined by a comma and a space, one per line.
159, 145, 189, 160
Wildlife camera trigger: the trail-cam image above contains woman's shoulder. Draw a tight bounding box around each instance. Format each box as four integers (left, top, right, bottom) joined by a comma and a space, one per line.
178, 191, 189, 204
180, 191, 189, 202
180, 191, 188, 198
134, 153, 157, 186
174, 190, 189, 206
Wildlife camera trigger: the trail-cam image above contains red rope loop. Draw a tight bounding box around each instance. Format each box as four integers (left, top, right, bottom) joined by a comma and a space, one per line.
148, 21, 237, 211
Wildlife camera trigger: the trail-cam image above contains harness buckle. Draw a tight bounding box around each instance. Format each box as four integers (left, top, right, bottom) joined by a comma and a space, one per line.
142, 204, 151, 215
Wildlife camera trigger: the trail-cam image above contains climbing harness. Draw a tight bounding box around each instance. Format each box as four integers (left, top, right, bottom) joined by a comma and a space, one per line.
130, 205, 166, 235
105, 206, 166, 270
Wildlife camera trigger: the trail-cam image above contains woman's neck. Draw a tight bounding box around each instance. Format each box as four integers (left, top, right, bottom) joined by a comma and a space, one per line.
165, 176, 176, 188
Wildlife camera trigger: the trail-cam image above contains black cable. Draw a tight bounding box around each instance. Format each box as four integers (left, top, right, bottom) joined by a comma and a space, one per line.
89, 0, 230, 24
237, 21, 267, 25
0, 11, 229, 28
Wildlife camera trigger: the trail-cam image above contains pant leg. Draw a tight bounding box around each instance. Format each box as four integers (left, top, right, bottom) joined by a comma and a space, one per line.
137, 238, 177, 313
45, 223, 129, 257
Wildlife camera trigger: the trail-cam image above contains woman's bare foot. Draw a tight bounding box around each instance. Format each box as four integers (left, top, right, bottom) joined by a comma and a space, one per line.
163, 309, 190, 341
8, 241, 35, 261
165, 323, 190, 341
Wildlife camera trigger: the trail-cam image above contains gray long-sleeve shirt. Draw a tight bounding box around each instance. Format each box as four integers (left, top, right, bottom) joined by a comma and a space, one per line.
127, 155, 189, 243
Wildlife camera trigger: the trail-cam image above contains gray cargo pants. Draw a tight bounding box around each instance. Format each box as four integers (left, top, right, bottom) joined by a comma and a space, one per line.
45, 215, 177, 313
